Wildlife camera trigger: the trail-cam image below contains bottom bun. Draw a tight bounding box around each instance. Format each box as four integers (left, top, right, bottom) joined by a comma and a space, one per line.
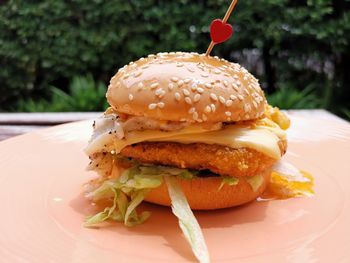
144, 169, 272, 210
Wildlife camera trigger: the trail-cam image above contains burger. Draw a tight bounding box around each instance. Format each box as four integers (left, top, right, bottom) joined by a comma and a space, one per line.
84, 52, 292, 262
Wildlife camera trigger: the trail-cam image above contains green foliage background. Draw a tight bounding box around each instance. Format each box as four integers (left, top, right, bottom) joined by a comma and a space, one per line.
0, 0, 349, 116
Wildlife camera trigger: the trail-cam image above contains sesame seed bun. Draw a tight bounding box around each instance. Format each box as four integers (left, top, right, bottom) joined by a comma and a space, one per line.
144, 168, 271, 210
107, 52, 266, 123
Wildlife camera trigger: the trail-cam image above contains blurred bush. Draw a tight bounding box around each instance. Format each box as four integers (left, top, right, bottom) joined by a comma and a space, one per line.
266, 86, 322, 109
0, 0, 349, 116
16, 75, 108, 112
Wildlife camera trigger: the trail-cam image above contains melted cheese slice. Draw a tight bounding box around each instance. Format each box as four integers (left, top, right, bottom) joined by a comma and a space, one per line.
85, 118, 286, 160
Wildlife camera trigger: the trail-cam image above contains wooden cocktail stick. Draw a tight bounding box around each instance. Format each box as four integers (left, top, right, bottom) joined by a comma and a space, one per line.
205, 0, 238, 56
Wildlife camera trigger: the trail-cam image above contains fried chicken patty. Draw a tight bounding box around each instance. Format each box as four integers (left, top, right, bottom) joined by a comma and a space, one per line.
120, 141, 287, 177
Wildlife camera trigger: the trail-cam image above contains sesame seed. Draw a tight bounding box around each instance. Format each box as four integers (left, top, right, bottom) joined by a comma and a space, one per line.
188, 107, 196, 114
174, 92, 181, 101
155, 88, 165, 98
253, 101, 258, 108
187, 67, 195, 73
151, 83, 159, 89
214, 69, 221, 74
148, 103, 157, 110
184, 78, 191, 84
223, 80, 229, 87
205, 83, 212, 89
128, 94, 134, 101
182, 89, 190, 96
178, 80, 184, 87
230, 95, 237, 100
171, 77, 179, 82
141, 65, 149, 69
243, 75, 248, 81
244, 88, 250, 96
204, 105, 211, 113
201, 72, 209, 78
191, 83, 198, 91
176, 62, 184, 67
116, 82, 121, 88
197, 63, 204, 69
225, 111, 232, 117
225, 99, 233, 107
232, 83, 239, 91
123, 73, 130, 79
210, 93, 218, 101
193, 94, 201, 102
193, 112, 199, 120
236, 81, 241, 87
238, 95, 244, 101
233, 75, 239, 80
148, 54, 155, 58
180, 118, 186, 122
157, 102, 165, 108
219, 96, 226, 104
210, 104, 216, 112
224, 73, 230, 77
185, 97, 192, 104
168, 83, 174, 91
134, 71, 142, 77
137, 82, 144, 90
197, 87, 204, 93
202, 114, 208, 121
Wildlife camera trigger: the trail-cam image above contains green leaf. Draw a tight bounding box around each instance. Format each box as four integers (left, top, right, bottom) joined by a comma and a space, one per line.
218, 176, 239, 190
165, 176, 210, 263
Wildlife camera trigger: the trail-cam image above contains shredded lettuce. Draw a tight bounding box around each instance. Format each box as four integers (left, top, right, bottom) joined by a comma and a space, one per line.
246, 174, 264, 192
165, 176, 210, 263
84, 163, 198, 227
218, 176, 239, 190
85, 166, 162, 227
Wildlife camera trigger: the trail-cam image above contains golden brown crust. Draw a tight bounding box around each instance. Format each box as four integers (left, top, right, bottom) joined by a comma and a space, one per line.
106, 52, 266, 123
144, 168, 271, 210
120, 141, 286, 177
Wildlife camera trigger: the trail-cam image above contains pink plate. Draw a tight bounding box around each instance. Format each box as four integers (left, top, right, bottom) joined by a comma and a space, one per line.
0, 112, 350, 262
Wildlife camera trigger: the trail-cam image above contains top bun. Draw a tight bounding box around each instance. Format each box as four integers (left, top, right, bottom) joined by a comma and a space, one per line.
107, 52, 266, 123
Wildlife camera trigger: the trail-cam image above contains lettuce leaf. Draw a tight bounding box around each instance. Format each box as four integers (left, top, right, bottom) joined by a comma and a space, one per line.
85, 166, 163, 227
246, 174, 264, 192
165, 176, 210, 263
218, 176, 239, 190
85, 163, 198, 227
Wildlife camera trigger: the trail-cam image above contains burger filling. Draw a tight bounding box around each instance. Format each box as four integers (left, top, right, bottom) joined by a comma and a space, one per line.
84, 107, 313, 263
84, 106, 288, 219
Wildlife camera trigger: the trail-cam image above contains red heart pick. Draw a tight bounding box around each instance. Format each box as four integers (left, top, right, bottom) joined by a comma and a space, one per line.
210, 19, 233, 44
